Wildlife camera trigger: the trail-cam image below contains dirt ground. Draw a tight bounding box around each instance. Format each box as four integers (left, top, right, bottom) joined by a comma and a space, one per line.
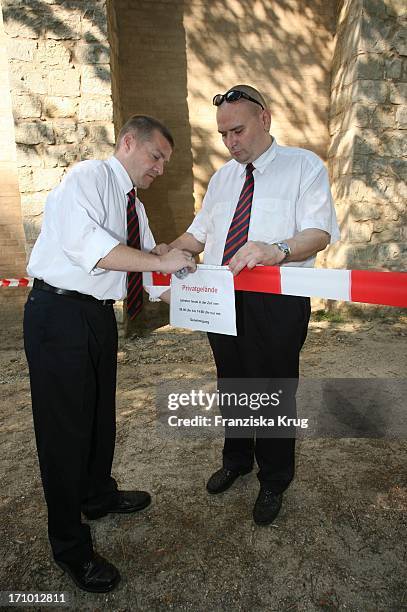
0, 310, 406, 611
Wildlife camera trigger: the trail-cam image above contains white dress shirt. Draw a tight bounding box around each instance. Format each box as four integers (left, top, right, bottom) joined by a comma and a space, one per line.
188, 138, 340, 267
28, 156, 163, 300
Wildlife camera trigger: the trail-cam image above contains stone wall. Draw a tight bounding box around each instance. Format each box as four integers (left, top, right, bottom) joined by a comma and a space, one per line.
2, 0, 115, 253
327, 0, 406, 272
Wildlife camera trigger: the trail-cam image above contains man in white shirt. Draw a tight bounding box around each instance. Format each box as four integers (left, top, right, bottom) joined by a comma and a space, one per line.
167, 85, 340, 526
24, 115, 195, 592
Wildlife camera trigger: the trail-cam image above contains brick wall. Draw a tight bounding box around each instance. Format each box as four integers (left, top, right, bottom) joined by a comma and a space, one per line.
0, 2, 28, 323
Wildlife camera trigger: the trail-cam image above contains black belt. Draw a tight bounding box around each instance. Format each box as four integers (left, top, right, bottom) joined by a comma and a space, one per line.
33, 279, 115, 306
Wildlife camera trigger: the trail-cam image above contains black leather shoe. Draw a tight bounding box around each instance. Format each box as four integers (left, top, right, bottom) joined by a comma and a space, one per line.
206, 467, 250, 494
253, 488, 283, 525
84, 490, 151, 520
55, 552, 120, 593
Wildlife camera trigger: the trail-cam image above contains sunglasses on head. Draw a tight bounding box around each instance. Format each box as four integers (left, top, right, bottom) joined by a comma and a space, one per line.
212, 90, 264, 110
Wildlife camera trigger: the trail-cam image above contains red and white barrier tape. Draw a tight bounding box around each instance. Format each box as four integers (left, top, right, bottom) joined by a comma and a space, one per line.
150, 267, 407, 308
2, 268, 407, 307
0, 278, 33, 287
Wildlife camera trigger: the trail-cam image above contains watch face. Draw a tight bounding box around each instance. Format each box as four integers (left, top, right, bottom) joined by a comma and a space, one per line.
278, 242, 290, 255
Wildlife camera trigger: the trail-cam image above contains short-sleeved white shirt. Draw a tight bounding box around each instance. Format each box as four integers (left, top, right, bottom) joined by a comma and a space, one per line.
188, 139, 340, 267
27, 156, 163, 300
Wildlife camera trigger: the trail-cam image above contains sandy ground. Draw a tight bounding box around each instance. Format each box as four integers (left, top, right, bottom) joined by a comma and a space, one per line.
0, 311, 406, 611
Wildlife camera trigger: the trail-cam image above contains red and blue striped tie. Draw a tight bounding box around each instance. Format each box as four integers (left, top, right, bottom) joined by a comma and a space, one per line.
222, 163, 255, 265
126, 188, 143, 319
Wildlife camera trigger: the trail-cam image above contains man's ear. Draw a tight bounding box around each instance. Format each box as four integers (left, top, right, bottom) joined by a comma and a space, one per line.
122, 132, 136, 153
262, 109, 272, 132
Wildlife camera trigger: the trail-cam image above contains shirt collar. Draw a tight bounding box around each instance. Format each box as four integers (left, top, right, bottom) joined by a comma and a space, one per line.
108, 156, 134, 195
238, 137, 278, 177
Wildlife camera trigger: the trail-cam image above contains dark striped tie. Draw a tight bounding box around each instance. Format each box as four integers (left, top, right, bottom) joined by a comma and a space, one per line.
222, 163, 255, 265
126, 188, 143, 319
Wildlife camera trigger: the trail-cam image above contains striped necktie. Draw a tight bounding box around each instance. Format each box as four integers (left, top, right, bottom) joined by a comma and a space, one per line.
126, 188, 143, 319
222, 163, 255, 265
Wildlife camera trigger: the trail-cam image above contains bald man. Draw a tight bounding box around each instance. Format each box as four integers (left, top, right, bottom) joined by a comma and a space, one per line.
166, 85, 340, 525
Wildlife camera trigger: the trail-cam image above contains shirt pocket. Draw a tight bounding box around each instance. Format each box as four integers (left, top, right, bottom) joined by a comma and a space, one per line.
249, 197, 293, 243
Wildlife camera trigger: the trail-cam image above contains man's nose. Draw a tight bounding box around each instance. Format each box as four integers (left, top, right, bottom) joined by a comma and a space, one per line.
155, 160, 165, 175
226, 133, 237, 150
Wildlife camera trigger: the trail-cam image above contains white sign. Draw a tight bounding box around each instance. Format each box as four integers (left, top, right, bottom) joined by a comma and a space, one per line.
170, 265, 236, 335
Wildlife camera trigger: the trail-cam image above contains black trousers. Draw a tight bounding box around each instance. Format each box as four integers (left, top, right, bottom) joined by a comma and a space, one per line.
23, 289, 119, 563
208, 291, 310, 493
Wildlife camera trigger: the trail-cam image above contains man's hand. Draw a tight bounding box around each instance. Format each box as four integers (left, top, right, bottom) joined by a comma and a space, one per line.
158, 249, 197, 275
228, 241, 285, 275
151, 243, 171, 256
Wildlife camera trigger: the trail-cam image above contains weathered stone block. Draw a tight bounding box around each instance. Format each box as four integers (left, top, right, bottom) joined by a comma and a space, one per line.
370, 225, 400, 243
357, 79, 388, 103
45, 7, 81, 40
2, 9, 40, 39
353, 130, 384, 156
37, 40, 71, 66
80, 142, 114, 160
43, 144, 79, 167
349, 202, 381, 221
81, 5, 109, 41
16, 144, 43, 168
390, 82, 407, 103
15, 122, 55, 146
81, 122, 115, 144
346, 220, 375, 243
78, 96, 113, 121
360, 20, 392, 53
32, 167, 65, 191
371, 105, 396, 128
355, 104, 373, 127
387, 0, 407, 18
395, 105, 407, 128
356, 54, 385, 80
20, 192, 47, 216
10, 63, 47, 95
6, 38, 37, 62
17, 167, 33, 193
385, 58, 402, 79
382, 131, 407, 157
81, 65, 112, 95
365, 155, 392, 176
48, 67, 80, 97
75, 43, 110, 65
43, 96, 77, 118
390, 159, 407, 180
52, 119, 85, 144
391, 26, 407, 56
12, 93, 42, 119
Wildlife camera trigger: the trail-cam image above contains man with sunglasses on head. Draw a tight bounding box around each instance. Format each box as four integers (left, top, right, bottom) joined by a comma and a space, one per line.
24, 115, 195, 592
165, 85, 340, 526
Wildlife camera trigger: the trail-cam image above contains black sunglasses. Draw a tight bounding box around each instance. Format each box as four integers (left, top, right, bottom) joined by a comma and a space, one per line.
212, 90, 264, 110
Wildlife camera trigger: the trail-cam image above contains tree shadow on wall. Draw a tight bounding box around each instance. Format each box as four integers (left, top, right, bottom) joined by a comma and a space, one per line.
3, 0, 114, 170
183, 0, 337, 198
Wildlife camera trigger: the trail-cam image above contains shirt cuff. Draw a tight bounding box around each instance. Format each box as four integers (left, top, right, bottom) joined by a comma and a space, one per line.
186, 224, 207, 245
146, 285, 169, 302
81, 227, 120, 274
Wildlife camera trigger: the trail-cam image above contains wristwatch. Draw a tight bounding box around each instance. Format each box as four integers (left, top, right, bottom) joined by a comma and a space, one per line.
273, 241, 291, 261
